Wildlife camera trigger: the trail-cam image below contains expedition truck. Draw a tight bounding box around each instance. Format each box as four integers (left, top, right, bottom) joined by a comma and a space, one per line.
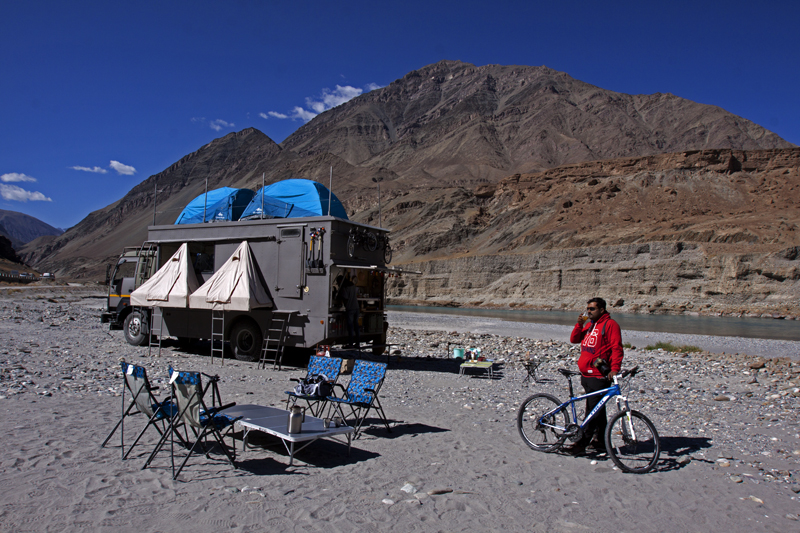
101, 215, 391, 359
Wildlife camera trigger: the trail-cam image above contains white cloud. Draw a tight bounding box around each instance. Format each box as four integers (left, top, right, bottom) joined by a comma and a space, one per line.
210, 119, 234, 131
266, 82, 379, 123
109, 160, 136, 175
70, 166, 108, 174
0, 184, 52, 202
290, 106, 318, 121
1, 172, 37, 183
306, 85, 363, 114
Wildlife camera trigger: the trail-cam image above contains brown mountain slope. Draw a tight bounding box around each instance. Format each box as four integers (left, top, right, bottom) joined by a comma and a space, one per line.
283, 60, 793, 192
19, 60, 798, 315
373, 148, 800, 315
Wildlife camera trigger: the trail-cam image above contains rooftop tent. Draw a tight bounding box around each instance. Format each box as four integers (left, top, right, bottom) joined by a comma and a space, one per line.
174, 187, 256, 224
240, 179, 348, 220
188, 241, 273, 311
130, 243, 200, 308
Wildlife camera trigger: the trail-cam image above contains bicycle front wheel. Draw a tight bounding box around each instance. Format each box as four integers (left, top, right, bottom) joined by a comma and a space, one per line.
365, 231, 378, 252
605, 410, 660, 473
517, 393, 569, 452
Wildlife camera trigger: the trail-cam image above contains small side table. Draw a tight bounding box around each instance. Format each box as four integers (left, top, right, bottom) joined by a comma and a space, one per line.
459, 360, 494, 379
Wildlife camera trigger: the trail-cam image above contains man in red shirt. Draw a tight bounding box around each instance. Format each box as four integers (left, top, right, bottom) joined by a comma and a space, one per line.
568, 297, 624, 454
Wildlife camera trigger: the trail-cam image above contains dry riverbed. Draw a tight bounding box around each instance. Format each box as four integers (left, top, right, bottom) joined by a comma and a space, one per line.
1, 288, 799, 531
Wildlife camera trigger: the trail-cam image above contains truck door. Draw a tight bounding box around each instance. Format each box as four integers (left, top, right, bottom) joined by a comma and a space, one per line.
276, 225, 305, 298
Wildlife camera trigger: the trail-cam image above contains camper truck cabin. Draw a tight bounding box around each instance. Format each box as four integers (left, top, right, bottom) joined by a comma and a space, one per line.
103, 215, 390, 359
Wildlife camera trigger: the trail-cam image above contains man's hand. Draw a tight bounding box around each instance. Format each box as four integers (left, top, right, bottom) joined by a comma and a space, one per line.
577, 314, 588, 325
607, 371, 618, 380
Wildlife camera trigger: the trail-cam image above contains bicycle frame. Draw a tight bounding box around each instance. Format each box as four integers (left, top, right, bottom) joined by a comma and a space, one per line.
540, 376, 629, 434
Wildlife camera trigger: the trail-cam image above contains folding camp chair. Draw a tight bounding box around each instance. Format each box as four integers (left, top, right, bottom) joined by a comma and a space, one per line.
143, 368, 240, 480
285, 356, 343, 416
101, 361, 180, 460
325, 360, 390, 438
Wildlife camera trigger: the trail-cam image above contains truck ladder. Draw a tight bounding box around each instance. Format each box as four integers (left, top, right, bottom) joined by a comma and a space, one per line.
259, 312, 292, 371
211, 310, 225, 365
148, 307, 163, 357
135, 242, 157, 285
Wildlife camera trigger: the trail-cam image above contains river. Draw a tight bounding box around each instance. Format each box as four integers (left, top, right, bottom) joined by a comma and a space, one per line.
386, 305, 800, 359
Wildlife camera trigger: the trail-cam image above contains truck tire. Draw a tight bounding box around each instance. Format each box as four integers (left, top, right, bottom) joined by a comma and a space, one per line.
230, 320, 263, 362
123, 311, 148, 346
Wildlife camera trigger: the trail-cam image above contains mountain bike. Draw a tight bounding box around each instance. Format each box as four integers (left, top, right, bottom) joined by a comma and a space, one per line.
517, 366, 660, 474
347, 227, 378, 258
375, 232, 392, 264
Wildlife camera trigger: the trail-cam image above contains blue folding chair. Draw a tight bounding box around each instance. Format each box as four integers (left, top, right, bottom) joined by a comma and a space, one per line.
143, 368, 240, 480
326, 360, 390, 438
101, 361, 180, 460
285, 356, 343, 416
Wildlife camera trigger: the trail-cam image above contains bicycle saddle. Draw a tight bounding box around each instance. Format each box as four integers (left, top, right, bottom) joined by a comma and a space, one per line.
558, 368, 580, 378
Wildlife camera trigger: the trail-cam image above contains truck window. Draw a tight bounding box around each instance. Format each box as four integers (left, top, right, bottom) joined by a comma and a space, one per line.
280, 228, 302, 238
113, 261, 137, 284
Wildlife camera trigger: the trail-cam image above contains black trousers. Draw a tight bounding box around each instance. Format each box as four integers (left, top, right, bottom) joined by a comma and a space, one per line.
346, 309, 360, 347
580, 376, 611, 444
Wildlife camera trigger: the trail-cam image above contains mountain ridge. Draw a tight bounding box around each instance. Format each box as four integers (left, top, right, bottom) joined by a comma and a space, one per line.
16, 60, 799, 315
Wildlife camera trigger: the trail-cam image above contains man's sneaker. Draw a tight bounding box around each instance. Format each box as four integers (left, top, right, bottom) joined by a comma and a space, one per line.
565, 443, 587, 455
588, 440, 607, 455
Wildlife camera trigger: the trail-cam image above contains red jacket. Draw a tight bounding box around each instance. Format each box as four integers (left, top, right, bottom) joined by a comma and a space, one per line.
570, 312, 624, 378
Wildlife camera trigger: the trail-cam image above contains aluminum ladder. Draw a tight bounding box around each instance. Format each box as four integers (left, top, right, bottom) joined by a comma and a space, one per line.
211, 310, 225, 365
148, 307, 163, 357
259, 312, 292, 370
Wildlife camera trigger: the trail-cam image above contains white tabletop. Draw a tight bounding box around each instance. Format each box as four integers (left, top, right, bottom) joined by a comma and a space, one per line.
221, 404, 353, 443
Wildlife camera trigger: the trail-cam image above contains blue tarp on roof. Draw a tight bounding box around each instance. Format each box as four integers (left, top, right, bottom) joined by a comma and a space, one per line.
174, 187, 256, 224
240, 179, 348, 220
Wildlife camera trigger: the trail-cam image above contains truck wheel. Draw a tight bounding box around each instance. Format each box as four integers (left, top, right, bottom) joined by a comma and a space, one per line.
123, 311, 148, 346
230, 320, 263, 362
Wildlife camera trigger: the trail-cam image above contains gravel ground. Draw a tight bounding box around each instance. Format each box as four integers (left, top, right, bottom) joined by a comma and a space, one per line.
1, 290, 799, 529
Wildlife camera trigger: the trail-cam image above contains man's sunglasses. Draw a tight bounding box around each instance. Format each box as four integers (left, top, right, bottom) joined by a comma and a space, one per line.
586, 307, 598, 311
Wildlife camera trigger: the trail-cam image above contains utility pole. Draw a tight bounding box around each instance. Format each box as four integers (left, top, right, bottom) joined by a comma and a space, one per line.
372, 177, 383, 227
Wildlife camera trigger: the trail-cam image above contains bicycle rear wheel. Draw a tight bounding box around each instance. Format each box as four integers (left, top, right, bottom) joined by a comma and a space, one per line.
605, 410, 660, 473
517, 393, 569, 452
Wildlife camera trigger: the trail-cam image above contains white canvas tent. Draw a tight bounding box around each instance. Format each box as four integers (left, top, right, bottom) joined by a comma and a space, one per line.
188, 241, 273, 311
130, 243, 200, 308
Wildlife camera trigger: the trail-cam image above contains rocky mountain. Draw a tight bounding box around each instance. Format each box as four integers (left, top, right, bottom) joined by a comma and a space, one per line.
283, 60, 790, 190
18, 60, 799, 314
376, 148, 800, 316
0, 209, 63, 250
0, 235, 22, 264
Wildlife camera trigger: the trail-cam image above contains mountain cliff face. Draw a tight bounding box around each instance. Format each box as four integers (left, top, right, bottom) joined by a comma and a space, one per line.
19, 61, 799, 315
374, 148, 800, 316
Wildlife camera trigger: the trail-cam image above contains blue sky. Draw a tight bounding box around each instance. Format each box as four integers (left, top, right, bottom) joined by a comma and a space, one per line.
1, 0, 798, 230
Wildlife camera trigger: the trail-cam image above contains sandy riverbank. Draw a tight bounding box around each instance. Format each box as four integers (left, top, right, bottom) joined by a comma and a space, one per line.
1, 291, 798, 531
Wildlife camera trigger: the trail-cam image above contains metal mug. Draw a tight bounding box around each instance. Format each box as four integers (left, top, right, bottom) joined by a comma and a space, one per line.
288, 406, 305, 434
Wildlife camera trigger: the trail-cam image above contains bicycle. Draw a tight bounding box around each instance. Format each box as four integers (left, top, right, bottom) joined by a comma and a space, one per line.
516, 366, 660, 474
375, 231, 392, 264
347, 227, 378, 258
